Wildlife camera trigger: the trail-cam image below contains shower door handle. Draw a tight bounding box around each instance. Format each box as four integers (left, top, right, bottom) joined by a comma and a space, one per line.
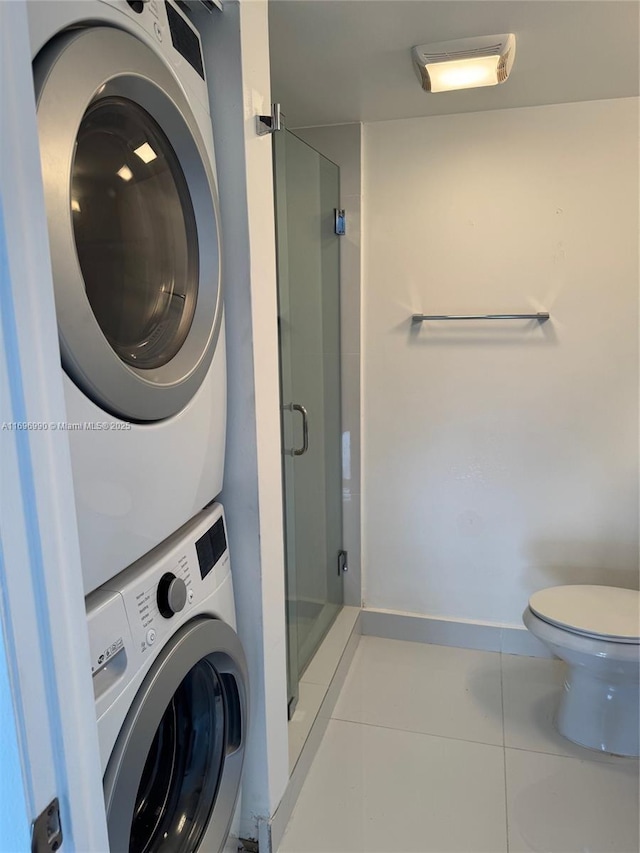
284, 403, 309, 456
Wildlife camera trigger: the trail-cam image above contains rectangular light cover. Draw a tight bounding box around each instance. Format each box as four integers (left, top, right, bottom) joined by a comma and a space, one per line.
117, 165, 134, 182
412, 34, 516, 93
133, 142, 157, 163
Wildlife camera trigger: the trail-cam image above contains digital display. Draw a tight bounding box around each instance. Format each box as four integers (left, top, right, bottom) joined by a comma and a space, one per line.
165, 1, 205, 80
196, 517, 227, 580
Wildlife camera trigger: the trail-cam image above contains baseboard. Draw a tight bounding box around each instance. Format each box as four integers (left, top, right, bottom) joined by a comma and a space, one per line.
361, 608, 553, 658
268, 610, 362, 852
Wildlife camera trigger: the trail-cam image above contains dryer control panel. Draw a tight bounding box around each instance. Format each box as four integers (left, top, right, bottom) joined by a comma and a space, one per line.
97, 0, 212, 110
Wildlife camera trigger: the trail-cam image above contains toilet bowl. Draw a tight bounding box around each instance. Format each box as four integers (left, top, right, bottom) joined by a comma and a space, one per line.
523, 585, 640, 757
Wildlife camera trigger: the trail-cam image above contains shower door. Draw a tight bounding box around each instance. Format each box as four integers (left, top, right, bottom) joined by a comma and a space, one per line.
274, 127, 343, 716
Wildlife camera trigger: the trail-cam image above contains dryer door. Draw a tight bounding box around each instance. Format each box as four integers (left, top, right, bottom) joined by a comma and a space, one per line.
104, 618, 248, 853
34, 26, 222, 421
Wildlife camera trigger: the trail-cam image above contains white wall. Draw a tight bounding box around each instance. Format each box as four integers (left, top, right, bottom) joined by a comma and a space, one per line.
193, 0, 289, 839
362, 98, 639, 627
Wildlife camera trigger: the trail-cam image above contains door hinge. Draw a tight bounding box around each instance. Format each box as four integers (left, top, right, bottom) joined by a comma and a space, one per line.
256, 103, 282, 136
334, 208, 346, 236
287, 694, 298, 721
31, 798, 62, 853
338, 549, 348, 575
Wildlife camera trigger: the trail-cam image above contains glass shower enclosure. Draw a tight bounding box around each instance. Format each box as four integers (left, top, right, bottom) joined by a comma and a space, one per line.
273, 127, 344, 716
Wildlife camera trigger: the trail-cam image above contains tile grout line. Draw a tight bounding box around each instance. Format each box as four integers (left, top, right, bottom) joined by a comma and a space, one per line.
504, 743, 639, 766
329, 714, 505, 751
500, 651, 510, 852
333, 640, 634, 765
328, 709, 637, 768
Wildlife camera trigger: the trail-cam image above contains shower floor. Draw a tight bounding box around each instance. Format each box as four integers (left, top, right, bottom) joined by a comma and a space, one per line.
296, 598, 342, 679
277, 637, 640, 853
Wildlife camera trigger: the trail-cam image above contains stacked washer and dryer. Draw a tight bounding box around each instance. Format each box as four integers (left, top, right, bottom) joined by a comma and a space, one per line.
29, 2, 248, 850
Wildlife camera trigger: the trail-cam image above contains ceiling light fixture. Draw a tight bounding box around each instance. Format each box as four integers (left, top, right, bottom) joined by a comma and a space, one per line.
117, 165, 134, 182
133, 142, 157, 163
412, 34, 516, 93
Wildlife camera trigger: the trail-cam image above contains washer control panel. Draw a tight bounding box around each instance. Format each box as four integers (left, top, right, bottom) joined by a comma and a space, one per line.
157, 572, 188, 617
130, 554, 194, 638
94, 503, 230, 662
86, 588, 133, 712
86, 504, 231, 720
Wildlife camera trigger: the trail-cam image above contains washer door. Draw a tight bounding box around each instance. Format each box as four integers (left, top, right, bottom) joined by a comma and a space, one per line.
34, 26, 222, 421
104, 618, 248, 853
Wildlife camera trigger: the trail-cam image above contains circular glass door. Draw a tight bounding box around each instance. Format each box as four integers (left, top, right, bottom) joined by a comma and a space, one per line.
72, 97, 199, 371
130, 660, 225, 853
34, 26, 223, 421
104, 618, 248, 853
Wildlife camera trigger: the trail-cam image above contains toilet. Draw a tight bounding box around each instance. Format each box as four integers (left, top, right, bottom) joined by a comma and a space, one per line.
523, 585, 640, 757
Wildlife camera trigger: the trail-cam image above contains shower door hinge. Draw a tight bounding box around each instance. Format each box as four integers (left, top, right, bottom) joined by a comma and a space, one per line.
338, 549, 348, 575
256, 103, 282, 136
287, 694, 298, 721
31, 798, 62, 853
334, 209, 346, 236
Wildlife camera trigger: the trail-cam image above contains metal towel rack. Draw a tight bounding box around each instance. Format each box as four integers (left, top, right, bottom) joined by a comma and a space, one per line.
411, 312, 550, 323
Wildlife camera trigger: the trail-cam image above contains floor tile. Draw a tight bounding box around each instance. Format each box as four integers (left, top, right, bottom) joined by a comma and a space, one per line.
506, 747, 640, 853
302, 606, 360, 687
502, 653, 638, 764
278, 718, 507, 853
289, 682, 327, 773
332, 636, 503, 745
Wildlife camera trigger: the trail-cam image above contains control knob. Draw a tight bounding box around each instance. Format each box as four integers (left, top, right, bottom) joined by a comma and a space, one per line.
157, 572, 188, 618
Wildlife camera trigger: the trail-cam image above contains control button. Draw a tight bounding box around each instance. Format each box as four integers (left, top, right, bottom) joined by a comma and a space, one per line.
146, 628, 156, 646
153, 21, 163, 41
188, 588, 194, 604
157, 573, 188, 618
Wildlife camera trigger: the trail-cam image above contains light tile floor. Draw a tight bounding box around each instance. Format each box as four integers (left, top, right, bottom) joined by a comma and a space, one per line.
278, 636, 640, 853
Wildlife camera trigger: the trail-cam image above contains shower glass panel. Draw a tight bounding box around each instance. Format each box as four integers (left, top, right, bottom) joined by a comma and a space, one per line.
273, 127, 343, 716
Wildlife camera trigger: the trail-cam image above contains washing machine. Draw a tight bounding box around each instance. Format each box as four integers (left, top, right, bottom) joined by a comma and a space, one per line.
86, 502, 248, 852
29, 0, 226, 595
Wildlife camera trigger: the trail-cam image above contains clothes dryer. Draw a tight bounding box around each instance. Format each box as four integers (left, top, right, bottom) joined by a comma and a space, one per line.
86, 503, 248, 852
29, 0, 226, 593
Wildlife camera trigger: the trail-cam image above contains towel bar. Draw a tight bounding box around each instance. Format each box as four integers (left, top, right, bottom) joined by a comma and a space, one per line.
411, 312, 550, 322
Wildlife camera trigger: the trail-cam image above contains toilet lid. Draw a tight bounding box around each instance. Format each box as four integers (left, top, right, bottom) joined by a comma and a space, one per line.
529, 586, 640, 642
